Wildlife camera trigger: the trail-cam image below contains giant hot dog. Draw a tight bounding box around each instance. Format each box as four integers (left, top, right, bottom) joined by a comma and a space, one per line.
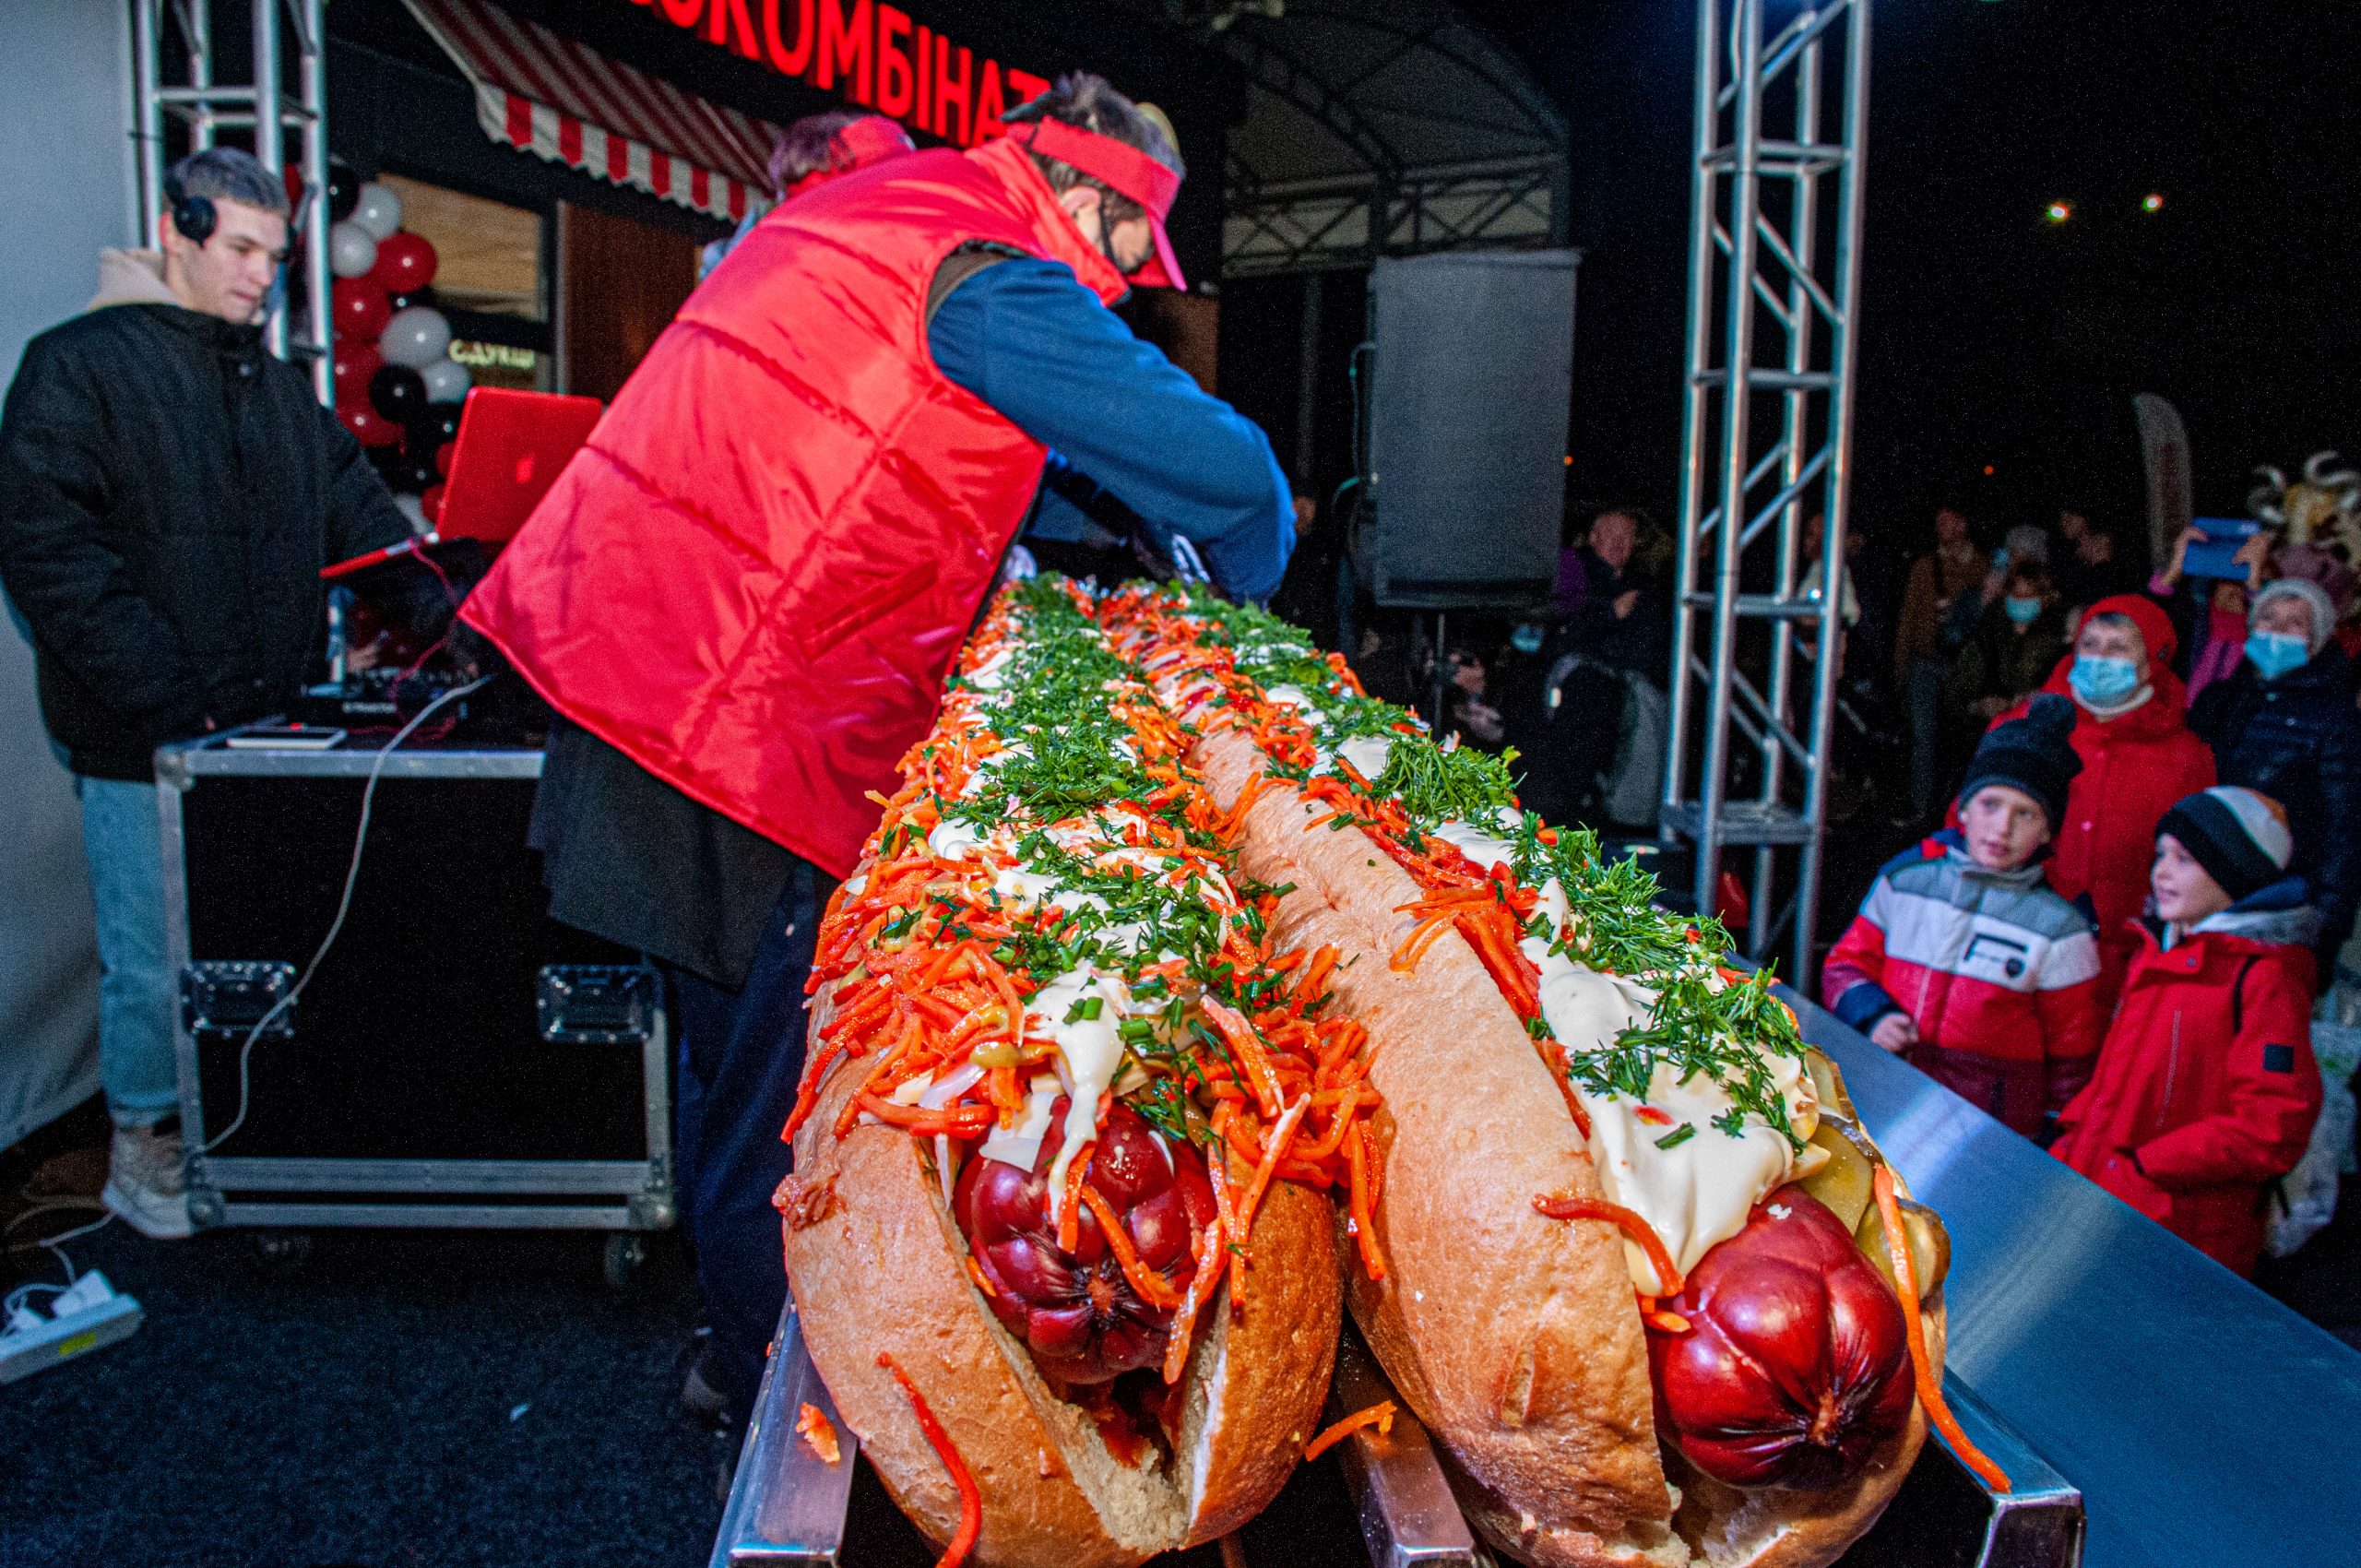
1101, 585, 1996, 1568
777, 578, 1384, 1568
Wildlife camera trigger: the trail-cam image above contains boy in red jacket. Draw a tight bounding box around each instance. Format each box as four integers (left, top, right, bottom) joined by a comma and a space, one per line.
2052, 786, 2325, 1275
1824, 695, 2104, 1136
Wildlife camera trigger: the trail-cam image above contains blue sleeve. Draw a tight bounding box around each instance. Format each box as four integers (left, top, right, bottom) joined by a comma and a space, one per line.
928, 257, 1293, 600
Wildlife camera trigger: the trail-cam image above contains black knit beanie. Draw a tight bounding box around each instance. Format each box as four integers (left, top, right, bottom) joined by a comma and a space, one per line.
1957, 693, 2082, 832
2156, 787, 2293, 903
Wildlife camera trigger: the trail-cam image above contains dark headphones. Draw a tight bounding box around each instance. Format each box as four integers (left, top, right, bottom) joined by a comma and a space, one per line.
167, 180, 217, 245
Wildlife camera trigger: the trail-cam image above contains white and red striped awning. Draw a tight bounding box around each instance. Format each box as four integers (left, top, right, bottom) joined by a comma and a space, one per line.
402, 0, 780, 223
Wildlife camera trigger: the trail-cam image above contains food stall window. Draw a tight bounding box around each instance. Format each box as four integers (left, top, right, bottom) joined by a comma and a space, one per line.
378, 172, 552, 391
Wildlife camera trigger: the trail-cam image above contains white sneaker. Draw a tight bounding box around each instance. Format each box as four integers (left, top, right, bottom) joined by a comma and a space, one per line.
101, 1123, 194, 1240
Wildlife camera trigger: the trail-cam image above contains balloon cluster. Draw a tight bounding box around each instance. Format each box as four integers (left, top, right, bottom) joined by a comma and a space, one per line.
322, 162, 469, 523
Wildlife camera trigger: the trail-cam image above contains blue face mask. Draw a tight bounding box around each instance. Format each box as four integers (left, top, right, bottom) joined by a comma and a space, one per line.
2003, 596, 2043, 625
2247, 630, 2310, 681
2069, 654, 2142, 707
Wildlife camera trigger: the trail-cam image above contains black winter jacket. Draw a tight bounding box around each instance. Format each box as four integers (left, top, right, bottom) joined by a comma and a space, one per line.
2189, 646, 2361, 967
0, 299, 410, 779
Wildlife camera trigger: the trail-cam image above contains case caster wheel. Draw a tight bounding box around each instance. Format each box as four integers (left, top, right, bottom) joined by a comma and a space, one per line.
246, 1229, 314, 1277
603, 1231, 647, 1291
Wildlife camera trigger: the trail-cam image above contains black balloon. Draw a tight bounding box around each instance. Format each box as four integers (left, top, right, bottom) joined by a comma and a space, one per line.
386, 288, 434, 313
398, 456, 441, 493
326, 160, 362, 223
368, 363, 427, 423
408, 406, 463, 457
364, 444, 409, 487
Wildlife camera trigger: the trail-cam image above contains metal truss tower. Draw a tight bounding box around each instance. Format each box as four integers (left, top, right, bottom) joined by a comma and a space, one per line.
1660, 0, 1870, 982
132, 0, 331, 404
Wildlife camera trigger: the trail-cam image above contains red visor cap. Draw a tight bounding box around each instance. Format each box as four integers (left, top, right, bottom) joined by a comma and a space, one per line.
1011, 117, 1186, 291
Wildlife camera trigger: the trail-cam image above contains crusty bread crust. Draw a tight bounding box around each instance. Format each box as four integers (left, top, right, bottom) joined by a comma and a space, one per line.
1191, 729, 1671, 1555
1187, 723, 1944, 1568
781, 963, 1340, 1565
1177, 1170, 1341, 1546
784, 1004, 1156, 1568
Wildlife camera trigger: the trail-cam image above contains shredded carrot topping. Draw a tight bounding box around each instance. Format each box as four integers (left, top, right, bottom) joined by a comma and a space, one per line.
1162, 1215, 1227, 1385
1534, 1193, 1686, 1299
1873, 1163, 2009, 1493
1079, 1183, 1183, 1310
795, 1401, 843, 1466
1302, 1400, 1397, 1461
797, 585, 1387, 1411
879, 1352, 982, 1568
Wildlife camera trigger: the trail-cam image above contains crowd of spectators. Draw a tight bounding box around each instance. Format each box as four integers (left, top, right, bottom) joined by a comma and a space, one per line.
1296, 484, 2358, 1275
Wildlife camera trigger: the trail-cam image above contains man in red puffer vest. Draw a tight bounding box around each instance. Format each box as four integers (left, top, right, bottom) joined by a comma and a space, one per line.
463, 76, 1292, 1446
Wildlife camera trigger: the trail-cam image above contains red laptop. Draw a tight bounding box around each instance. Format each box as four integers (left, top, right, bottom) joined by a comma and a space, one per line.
322, 387, 601, 579
435, 386, 603, 546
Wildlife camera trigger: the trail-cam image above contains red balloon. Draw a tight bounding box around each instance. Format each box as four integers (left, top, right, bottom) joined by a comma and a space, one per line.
370, 231, 439, 295
332, 279, 392, 342
420, 482, 446, 524
331, 340, 384, 405
338, 402, 402, 449
433, 440, 457, 478
282, 163, 305, 208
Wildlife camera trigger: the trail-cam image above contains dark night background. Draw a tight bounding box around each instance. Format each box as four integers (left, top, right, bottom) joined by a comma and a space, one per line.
1225, 0, 2361, 566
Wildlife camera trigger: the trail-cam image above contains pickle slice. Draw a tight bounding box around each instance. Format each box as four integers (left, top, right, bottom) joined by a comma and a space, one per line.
1857, 1195, 1952, 1296
1796, 1116, 1879, 1231
1803, 1046, 1858, 1123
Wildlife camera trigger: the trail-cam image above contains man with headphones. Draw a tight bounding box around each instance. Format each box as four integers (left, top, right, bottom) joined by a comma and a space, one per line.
0, 147, 421, 1238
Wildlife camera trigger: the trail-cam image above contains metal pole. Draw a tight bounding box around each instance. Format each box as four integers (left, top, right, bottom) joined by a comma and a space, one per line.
1692, 0, 1766, 919
1751, 18, 1823, 958
1662, 0, 1726, 848
251, 0, 285, 358
296, 0, 332, 403
186, 0, 215, 150
133, 0, 164, 245
1792, 0, 1871, 984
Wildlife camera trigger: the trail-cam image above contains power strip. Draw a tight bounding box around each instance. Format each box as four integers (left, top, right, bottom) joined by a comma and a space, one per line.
0, 1270, 143, 1384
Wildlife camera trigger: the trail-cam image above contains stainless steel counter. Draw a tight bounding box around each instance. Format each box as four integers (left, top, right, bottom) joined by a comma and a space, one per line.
1786, 983, 2361, 1568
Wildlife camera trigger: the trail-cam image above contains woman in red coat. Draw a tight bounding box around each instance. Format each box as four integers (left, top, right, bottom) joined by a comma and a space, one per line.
2053, 787, 2324, 1275
1987, 594, 2215, 1008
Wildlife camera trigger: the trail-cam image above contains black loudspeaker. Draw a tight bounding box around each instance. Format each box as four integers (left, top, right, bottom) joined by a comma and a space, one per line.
1359, 250, 1579, 609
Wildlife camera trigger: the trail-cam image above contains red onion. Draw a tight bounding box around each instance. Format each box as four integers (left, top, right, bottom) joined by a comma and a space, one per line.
953, 1100, 1216, 1384
1646, 1185, 1914, 1490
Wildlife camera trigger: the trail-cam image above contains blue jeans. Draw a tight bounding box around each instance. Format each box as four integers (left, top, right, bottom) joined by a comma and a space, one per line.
663, 862, 824, 1431
76, 776, 179, 1129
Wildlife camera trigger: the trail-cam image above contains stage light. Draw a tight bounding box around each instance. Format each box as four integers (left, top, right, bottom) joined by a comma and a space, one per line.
2142, 193, 2165, 212
1983, 464, 1996, 476
2045, 201, 2071, 223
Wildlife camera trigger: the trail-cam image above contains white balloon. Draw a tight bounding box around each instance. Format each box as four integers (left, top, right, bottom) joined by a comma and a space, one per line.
379, 305, 453, 369
350, 181, 403, 241
327, 220, 378, 279
419, 355, 471, 404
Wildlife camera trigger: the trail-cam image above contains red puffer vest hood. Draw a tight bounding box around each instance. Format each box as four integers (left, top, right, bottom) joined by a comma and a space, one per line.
462, 138, 1128, 876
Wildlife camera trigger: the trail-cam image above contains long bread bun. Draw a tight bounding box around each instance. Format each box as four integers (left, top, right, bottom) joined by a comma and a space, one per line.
775, 579, 1359, 1568
781, 973, 1342, 1568
1180, 721, 1944, 1568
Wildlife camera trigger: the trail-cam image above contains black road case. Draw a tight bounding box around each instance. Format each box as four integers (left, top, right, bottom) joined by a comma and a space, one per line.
158, 731, 674, 1251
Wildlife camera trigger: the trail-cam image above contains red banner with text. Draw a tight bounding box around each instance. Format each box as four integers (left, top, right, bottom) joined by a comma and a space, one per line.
630, 0, 1050, 148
